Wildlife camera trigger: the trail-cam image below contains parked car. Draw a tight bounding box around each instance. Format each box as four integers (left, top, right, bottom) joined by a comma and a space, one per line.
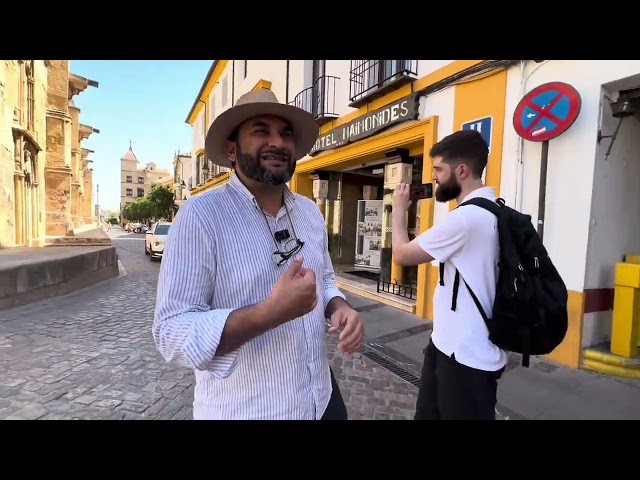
145, 221, 172, 260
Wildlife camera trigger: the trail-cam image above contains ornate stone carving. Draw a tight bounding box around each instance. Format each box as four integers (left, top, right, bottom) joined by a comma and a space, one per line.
24, 150, 32, 175
14, 136, 21, 171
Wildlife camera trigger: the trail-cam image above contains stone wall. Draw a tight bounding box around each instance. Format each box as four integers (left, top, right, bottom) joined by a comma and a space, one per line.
45, 61, 72, 237
0, 60, 49, 248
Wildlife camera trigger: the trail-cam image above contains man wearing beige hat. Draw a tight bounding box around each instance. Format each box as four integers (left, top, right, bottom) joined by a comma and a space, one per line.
152, 89, 364, 420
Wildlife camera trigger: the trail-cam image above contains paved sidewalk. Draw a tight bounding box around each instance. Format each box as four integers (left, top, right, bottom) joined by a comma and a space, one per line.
0, 233, 417, 420
1, 227, 638, 420
343, 291, 640, 420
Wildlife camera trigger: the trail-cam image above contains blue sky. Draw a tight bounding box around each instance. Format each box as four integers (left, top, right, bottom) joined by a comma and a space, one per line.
70, 60, 213, 211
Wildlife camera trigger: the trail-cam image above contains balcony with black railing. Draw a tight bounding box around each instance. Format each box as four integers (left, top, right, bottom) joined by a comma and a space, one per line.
289, 75, 339, 126
349, 60, 418, 108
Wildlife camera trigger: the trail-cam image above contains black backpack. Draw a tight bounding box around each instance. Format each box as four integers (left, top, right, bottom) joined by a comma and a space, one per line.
440, 197, 568, 368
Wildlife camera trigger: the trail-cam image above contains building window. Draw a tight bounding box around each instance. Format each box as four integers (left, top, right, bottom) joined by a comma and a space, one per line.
222, 76, 228, 107
138, 177, 144, 184
348, 60, 417, 107
126, 188, 133, 196
137, 188, 144, 197
197, 153, 205, 184
126, 175, 133, 183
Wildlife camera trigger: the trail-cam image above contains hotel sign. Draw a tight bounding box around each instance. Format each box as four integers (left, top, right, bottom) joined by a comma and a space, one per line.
309, 93, 421, 156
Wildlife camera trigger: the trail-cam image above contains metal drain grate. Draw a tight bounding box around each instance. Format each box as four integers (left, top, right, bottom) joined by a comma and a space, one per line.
362, 349, 422, 388
534, 361, 559, 374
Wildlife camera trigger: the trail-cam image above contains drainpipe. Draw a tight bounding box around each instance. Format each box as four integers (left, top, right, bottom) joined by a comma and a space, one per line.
231, 60, 235, 105
285, 60, 290, 104
198, 99, 207, 181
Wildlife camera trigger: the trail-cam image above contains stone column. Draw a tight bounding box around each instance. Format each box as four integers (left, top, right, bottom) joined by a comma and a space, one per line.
45, 109, 73, 237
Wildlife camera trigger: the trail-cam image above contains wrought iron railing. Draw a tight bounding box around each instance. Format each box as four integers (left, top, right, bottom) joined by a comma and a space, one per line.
349, 60, 418, 105
290, 75, 339, 121
377, 277, 417, 300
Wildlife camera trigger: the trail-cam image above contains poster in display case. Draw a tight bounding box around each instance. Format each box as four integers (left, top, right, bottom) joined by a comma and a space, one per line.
354, 199, 383, 269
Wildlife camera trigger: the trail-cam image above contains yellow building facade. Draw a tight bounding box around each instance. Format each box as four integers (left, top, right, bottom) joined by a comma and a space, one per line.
290, 60, 510, 322
185, 59, 631, 371
183, 60, 512, 316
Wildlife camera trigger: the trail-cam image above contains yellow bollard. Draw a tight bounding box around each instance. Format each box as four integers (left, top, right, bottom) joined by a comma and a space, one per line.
624, 255, 640, 265
622, 255, 640, 347
611, 262, 640, 358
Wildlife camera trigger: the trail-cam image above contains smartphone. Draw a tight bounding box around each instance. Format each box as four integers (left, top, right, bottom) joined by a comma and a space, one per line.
411, 183, 433, 200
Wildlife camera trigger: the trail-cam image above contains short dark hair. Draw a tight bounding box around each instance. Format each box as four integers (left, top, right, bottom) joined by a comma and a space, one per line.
429, 129, 488, 178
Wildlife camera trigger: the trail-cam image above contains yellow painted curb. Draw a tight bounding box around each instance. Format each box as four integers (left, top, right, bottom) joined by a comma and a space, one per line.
582, 358, 640, 379
582, 348, 640, 367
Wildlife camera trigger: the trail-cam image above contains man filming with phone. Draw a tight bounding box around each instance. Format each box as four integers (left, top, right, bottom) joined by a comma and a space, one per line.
391, 130, 507, 420
152, 90, 364, 420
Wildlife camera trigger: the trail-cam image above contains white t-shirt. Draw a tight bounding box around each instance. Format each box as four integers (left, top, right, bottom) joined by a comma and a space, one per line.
416, 186, 508, 372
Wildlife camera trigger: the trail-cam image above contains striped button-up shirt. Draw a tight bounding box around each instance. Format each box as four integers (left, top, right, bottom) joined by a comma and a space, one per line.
152, 173, 346, 420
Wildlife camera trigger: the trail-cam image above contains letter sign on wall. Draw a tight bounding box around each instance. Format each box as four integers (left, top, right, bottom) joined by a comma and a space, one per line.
461, 116, 493, 153
309, 93, 421, 156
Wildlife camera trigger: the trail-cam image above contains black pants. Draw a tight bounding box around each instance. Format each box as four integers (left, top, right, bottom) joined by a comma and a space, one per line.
415, 339, 504, 420
320, 368, 348, 420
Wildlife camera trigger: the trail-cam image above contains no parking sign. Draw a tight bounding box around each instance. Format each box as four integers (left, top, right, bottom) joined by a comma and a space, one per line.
513, 82, 581, 142
512, 81, 582, 241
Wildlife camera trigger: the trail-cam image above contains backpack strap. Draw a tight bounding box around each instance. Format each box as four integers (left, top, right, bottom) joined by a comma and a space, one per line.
459, 196, 505, 216
439, 263, 462, 311
446, 197, 502, 315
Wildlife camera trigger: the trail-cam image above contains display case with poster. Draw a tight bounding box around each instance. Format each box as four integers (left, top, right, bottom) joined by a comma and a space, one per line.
354, 199, 383, 269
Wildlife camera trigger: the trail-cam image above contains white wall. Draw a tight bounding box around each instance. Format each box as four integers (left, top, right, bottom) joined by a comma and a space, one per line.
419, 86, 456, 259
287, 60, 306, 107
325, 60, 353, 118
224, 60, 458, 121
501, 60, 640, 294
206, 62, 232, 127
235, 60, 289, 104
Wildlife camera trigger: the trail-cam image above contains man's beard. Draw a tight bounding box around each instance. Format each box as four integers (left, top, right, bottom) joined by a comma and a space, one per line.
235, 146, 296, 186
435, 176, 461, 203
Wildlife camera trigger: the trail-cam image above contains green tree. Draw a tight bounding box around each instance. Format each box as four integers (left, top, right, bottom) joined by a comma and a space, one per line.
123, 197, 155, 223
146, 184, 175, 220
106, 215, 119, 225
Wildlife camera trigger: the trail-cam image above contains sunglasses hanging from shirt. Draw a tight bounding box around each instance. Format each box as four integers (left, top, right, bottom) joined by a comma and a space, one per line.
258, 202, 305, 267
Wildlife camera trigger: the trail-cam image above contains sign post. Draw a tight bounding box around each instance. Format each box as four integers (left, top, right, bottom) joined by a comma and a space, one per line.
513, 81, 581, 241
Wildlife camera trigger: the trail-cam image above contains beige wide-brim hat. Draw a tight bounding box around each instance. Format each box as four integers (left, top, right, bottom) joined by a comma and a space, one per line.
204, 88, 320, 168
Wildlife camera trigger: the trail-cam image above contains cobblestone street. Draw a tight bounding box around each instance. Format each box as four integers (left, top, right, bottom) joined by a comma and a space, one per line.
0, 230, 418, 420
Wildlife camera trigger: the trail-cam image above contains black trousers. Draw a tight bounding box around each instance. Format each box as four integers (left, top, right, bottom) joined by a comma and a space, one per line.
415, 339, 504, 420
320, 368, 348, 420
